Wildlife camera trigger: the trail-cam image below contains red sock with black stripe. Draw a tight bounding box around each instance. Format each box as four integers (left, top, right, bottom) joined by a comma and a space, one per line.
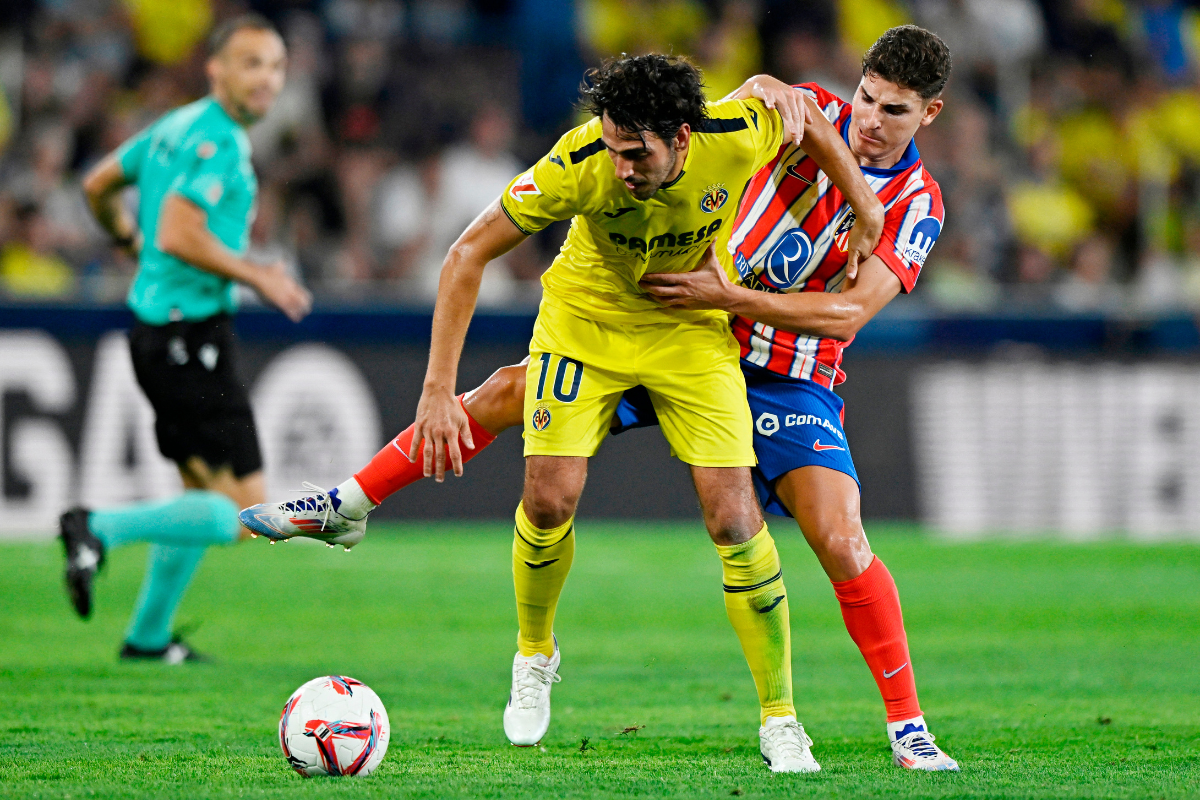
831, 556, 923, 722
353, 395, 497, 505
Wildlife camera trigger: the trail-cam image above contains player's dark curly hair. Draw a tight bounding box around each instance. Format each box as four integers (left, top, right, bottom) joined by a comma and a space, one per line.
862, 25, 952, 100
578, 54, 709, 141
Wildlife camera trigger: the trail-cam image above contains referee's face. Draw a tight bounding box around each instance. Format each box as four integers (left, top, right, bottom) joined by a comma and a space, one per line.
209, 28, 287, 125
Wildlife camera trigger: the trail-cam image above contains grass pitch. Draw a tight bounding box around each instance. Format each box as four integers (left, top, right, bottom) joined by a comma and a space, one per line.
0, 522, 1197, 799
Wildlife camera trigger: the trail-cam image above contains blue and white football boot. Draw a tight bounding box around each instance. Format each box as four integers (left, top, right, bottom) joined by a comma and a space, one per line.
889, 718, 959, 771
239, 483, 368, 550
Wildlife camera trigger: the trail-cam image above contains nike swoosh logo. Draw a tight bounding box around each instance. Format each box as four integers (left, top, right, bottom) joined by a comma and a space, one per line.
524, 559, 560, 569
750, 109, 759, 130
812, 439, 845, 452
391, 437, 416, 463
758, 594, 786, 614
549, 155, 565, 168
786, 164, 814, 185
604, 207, 635, 218
883, 662, 909, 679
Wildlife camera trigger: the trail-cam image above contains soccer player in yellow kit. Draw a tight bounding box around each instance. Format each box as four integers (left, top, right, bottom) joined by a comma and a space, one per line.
418, 54, 880, 771
245, 54, 885, 772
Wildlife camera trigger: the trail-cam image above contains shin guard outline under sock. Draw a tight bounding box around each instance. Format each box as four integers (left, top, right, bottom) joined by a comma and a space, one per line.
832, 556, 922, 722
512, 503, 574, 658
715, 524, 795, 723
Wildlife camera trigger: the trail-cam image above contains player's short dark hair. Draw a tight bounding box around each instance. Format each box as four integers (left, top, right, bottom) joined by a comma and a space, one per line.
579, 54, 708, 141
208, 13, 280, 57
862, 25, 952, 100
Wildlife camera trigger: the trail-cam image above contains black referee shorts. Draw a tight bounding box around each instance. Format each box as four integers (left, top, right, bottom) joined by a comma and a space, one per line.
129, 313, 263, 479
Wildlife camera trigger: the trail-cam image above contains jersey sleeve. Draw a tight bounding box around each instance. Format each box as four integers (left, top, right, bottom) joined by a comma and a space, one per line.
874, 175, 944, 293
726, 98, 785, 172
169, 134, 242, 213
115, 127, 152, 181
499, 139, 581, 234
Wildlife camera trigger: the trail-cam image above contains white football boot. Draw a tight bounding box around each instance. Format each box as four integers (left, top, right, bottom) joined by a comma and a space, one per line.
503, 640, 561, 746
239, 483, 367, 550
890, 719, 959, 771
759, 716, 821, 773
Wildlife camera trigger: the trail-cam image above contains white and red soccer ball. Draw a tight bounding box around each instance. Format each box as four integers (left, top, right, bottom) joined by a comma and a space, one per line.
279, 675, 390, 777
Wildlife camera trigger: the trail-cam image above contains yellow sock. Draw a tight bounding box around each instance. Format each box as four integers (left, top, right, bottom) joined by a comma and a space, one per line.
715, 523, 795, 723
513, 503, 575, 657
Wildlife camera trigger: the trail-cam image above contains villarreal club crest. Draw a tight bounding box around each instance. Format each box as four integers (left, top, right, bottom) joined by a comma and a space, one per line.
700, 183, 729, 213
531, 404, 552, 431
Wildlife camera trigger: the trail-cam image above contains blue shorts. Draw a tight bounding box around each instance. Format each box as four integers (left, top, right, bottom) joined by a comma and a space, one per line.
611, 362, 859, 518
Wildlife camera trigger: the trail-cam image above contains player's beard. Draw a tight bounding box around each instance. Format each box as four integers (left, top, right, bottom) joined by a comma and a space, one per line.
630, 149, 677, 201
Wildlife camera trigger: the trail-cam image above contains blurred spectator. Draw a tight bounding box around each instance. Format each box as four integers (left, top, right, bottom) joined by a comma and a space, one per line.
581, 0, 707, 59
1054, 233, 1124, 311
837, 0, 909, 55
6, 0, 1200, 313
409, 103, 529, 305
0, 200, 76, 299
124, 0, 213, 65
695, 0, 762, 100
323, 0, 405, 41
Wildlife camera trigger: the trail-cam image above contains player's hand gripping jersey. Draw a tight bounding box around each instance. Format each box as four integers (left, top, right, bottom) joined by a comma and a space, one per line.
728, 84, 944, 387
502, 98, 784, 325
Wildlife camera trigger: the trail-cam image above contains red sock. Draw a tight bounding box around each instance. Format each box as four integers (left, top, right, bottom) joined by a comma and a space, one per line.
831, 556, 922, 722
353, 395, 498, 505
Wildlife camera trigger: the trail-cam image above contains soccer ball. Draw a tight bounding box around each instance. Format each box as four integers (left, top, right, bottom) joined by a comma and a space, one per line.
279, 675, 390, 777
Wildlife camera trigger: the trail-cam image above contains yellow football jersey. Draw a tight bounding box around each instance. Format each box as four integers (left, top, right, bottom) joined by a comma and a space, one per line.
501, 98, 784, 324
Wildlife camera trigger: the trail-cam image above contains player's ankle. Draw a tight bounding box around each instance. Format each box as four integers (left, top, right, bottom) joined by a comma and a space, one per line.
887, 715, 927, 741
331, 477, 377, 520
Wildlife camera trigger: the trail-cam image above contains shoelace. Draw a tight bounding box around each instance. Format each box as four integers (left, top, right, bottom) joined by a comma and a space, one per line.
893, 730, 942, 759
763, 720, 813, 760
283, 482, 333, 530
512, 661, 561, 709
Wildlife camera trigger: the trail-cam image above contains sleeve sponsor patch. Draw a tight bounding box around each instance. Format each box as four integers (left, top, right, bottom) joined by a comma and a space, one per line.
508, 170, 540, 202
901, 216, 941, 267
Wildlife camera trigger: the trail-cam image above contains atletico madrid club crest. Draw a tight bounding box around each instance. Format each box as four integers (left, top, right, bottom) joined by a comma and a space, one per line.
531, 405, 551, 431
834, 210, 857, 253
700, 184, 728, 213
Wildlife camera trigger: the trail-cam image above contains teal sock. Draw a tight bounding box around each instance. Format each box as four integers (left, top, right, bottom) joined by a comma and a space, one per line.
90, 490, 240, 550
125, 544, 207, 651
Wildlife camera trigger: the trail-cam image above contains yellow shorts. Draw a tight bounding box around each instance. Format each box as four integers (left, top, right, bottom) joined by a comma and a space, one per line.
522, 300, 755, 467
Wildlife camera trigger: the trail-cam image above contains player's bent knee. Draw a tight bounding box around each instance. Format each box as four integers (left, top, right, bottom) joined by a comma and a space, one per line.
521, 492, 577, 529
467, 363, 529, 433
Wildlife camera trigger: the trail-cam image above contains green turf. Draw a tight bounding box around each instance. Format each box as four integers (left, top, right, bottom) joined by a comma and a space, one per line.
0, 522, 1197, 799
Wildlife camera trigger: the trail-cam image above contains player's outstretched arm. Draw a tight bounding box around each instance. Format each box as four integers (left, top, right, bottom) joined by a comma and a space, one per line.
640, 244, 901, 342
157, 194, 312, 322
412, 199, 528, 482
82, 153, 140, 257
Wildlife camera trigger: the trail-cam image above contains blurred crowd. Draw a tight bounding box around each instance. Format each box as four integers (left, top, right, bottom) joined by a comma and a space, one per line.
6, 0, 1200, 313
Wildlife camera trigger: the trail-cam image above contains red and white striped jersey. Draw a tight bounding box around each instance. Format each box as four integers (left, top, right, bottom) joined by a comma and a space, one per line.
728, 83, 944, 387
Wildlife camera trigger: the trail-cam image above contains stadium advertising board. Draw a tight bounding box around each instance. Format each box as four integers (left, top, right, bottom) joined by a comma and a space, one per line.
4, 311, 1200, 538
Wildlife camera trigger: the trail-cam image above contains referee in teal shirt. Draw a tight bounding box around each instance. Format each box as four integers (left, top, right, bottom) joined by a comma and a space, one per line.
62, 14, 311, 662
